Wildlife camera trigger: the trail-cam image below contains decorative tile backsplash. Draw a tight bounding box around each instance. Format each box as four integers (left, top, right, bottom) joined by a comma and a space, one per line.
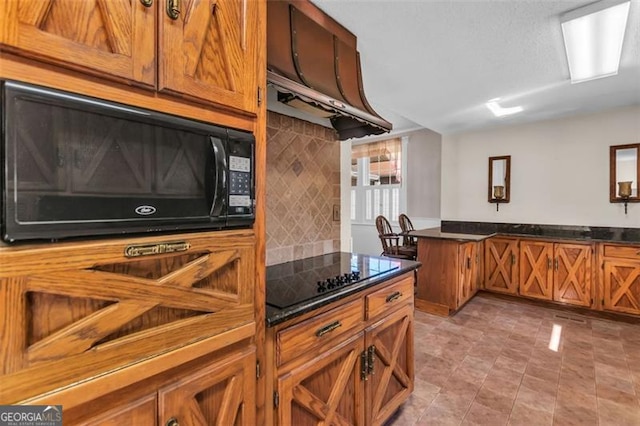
266, 111, 341, 266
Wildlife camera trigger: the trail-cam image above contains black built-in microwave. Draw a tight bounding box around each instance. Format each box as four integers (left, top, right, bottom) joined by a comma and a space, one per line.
1, 81, 255, 242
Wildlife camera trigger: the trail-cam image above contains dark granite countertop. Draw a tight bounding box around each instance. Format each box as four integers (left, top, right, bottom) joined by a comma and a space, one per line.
410, 227, 493, 241
266, 252, 421, 327
440, 221, 640, 243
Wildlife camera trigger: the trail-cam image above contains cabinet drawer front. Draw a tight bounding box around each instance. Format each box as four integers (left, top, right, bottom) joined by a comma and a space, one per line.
276, 300, 363, 366
366, 276, 414, 320
603, 244, 640, 260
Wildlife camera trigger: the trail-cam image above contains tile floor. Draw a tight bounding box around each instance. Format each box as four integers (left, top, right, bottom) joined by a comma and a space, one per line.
387, 293, 640, 425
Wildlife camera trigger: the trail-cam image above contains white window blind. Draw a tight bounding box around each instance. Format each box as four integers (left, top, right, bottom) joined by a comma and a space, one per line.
350, 138, 405, 224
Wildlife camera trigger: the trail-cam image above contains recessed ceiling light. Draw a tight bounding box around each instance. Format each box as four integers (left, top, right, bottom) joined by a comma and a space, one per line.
485, 98, 524, 117
561, 0, 631, 84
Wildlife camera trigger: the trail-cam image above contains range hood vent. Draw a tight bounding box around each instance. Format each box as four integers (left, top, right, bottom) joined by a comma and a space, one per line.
267, 0, 392, 140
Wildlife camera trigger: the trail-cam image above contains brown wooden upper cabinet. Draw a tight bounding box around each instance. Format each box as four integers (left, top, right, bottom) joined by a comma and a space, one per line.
610, 143, 640, 203
1, 0, 259, 115
488, 156, 510, 209
0, 0, 155, 85
159, 0, 259, 114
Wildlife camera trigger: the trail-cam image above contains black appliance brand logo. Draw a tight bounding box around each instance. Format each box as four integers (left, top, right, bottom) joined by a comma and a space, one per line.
135, 205, 157, 216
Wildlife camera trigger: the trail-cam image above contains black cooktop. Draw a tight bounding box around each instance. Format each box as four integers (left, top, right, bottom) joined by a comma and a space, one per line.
266, 252, 401, 309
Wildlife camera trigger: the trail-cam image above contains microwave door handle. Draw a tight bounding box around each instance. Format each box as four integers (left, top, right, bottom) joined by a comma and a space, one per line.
208, 136, 227, 216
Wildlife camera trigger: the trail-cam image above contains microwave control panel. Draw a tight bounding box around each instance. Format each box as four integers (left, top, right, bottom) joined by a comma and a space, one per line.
229, 155, 252, 211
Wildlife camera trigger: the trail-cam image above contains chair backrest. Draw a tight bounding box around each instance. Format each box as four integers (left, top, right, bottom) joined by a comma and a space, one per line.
375, 215, 394, 253
398, 213, 416, 246
398, 214, 414, 233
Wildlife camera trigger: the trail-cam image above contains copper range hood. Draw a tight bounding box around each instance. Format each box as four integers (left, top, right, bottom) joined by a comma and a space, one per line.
267, 0, 392, 140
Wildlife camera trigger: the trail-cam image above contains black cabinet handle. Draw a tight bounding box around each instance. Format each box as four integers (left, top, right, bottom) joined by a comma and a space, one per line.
367, 345, 376, 375
386, 291, 402, 303
166, 0, 180, 19
315, 320, 341, 337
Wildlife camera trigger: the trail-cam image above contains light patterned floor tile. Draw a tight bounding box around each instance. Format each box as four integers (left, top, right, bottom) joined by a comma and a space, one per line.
388, 294, 640, 426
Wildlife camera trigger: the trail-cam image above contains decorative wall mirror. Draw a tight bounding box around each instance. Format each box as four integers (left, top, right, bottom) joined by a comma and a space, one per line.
488, 155, 511, 211
610, 143, 639, 214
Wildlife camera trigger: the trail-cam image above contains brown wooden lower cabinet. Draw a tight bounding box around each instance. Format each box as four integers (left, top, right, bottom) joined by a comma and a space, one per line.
519, 240, 593, 306
484, 237, 519, 294
277, 332, 366, 425
416, 234, 640, 318
268, 273, 415, 426
71, 345, 256, 426
553, 243, 593, 307
0, 230, 259, 425
483, 237, 596, 309
602, 243, 640, 316
415, 238, 482, 315
158, 346, 256, 426
75, 394, 158, 425
519, 240, 555, 300
365, 305, 414, 425
459, 241, 482, 308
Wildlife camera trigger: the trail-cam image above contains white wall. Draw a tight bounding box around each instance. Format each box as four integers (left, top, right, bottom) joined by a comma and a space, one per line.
349, 128, 443, 255
441, 105, 640, 227
406, 129, 442, 219
351, 217, 442, 256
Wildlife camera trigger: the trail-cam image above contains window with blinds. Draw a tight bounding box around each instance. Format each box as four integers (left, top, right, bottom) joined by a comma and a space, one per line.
350, 138, 403, 223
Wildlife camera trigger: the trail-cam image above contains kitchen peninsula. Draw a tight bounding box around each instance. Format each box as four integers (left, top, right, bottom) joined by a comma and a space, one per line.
411, 228, 492, 316
413, 223, 640, 318
264, 252, 420, 426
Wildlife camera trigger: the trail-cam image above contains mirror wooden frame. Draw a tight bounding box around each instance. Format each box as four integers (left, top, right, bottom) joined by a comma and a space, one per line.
488, 155, 511, 204
610, 143, 640, 203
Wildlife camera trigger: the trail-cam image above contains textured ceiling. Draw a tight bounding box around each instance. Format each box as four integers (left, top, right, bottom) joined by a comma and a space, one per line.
312, 0, 640, 135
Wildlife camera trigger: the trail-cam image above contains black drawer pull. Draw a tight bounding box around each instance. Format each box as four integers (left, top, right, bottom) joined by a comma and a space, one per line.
315, 320, 342, 337
386, 291, 402, 303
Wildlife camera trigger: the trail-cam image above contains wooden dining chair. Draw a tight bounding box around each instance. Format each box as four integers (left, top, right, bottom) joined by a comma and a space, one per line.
398, 213, 417, 247
375, 215, 416, 260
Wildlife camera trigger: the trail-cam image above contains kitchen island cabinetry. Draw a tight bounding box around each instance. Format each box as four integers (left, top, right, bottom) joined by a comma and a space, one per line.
601, 243, 640, 316
412, 229, 486, 316
0, 230, 258, 423
364, 304, 414, 425
459, 241, 482, 307
277, 331, 365, 425
266, 271, 416, 426
1, 0, 260, 116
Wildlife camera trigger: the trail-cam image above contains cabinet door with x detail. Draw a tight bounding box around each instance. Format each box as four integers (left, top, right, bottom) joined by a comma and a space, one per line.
485, 238, 519, 295
365, 305, 414, 426
277, 332, 366, 426
519, 240, 554, 300
553, 243, 593, 307
603, 258, 640, 316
